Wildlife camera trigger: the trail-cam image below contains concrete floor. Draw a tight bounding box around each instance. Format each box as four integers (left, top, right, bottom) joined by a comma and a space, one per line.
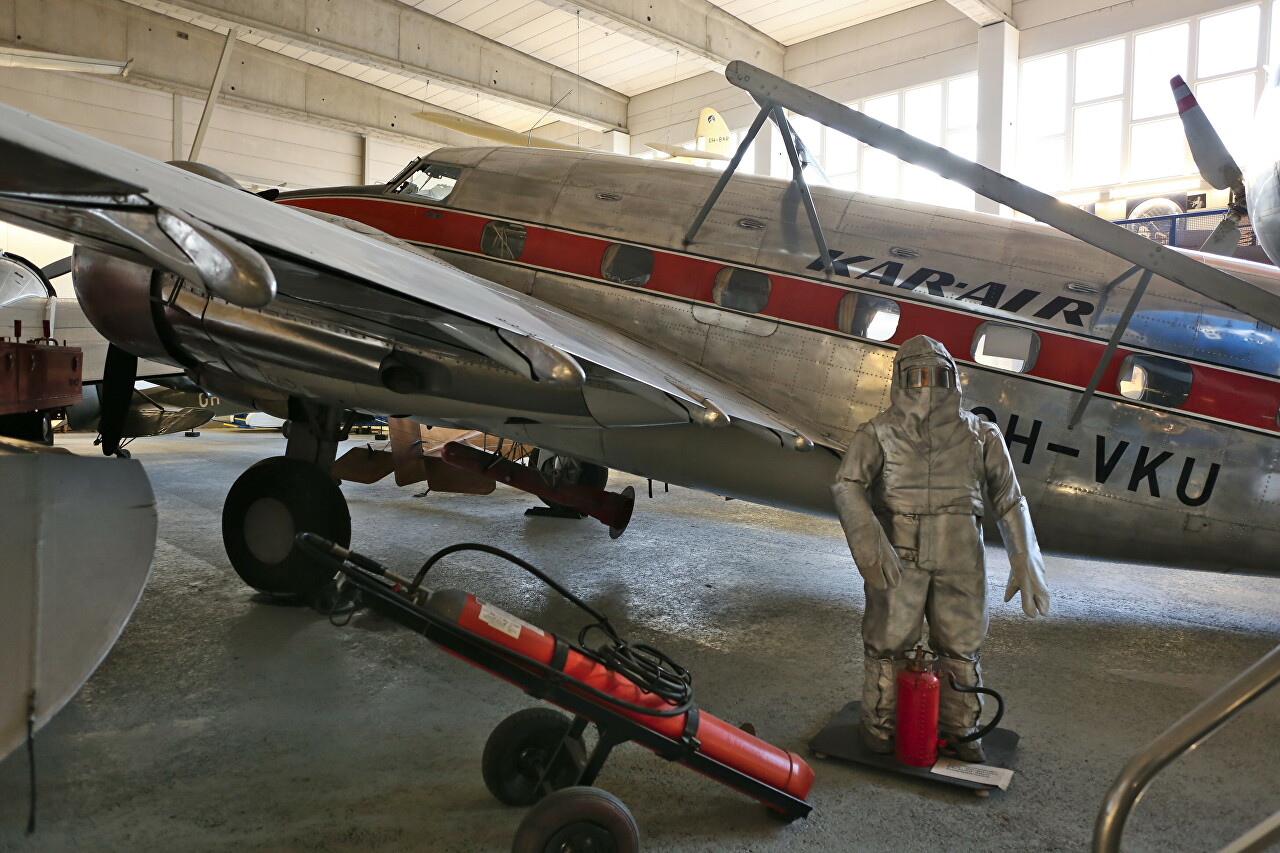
1, 429, 1278, 852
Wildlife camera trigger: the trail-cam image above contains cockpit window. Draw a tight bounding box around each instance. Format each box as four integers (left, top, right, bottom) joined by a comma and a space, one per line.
392, 163, 462, 202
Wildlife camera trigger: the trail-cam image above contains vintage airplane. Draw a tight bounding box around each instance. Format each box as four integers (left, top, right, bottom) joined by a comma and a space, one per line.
0, 62, 1278, 600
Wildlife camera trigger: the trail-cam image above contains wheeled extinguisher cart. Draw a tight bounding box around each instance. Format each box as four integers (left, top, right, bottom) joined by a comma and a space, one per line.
809, 646, 1017, 795
297, 534, 813, 852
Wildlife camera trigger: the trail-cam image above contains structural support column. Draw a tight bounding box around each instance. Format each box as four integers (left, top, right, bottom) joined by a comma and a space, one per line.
975, 20, 1019, 215
171, 93, 184, 161
360, 135, 373, 185
603, 130, 630, 156
753, 124, 774, 176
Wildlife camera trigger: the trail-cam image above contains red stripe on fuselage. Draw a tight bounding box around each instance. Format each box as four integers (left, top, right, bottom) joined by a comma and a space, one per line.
280, 195, 1280, 435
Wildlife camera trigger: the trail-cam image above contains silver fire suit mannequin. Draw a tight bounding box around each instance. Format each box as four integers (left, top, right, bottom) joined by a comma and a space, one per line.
832, 335, 1050, 754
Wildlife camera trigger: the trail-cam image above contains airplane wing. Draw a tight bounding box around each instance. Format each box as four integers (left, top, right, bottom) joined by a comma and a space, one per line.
725, 61, 1280, 331
0, 103, 826, 454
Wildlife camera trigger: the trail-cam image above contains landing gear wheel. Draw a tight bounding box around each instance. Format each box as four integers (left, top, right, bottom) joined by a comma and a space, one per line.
538, 454, 608, 512
222, 456, 350, 596
511, 786, 639, 853
483, 708, 585, 806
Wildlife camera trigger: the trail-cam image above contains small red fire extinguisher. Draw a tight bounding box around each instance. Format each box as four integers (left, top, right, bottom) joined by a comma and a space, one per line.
894, 646, 1004, 767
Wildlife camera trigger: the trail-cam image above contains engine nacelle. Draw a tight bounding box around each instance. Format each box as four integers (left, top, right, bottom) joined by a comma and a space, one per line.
72, 248, 170, 362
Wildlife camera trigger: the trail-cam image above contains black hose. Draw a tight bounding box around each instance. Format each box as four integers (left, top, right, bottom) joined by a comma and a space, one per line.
302, 535, 695, 715
944, 672, 1005, 743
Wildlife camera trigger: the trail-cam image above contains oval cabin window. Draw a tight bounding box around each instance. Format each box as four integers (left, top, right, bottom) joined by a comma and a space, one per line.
1117, 354, 1192, 407
480, 221, 527, 260
601, 244, 654, 287
972, 321, 1039, 372
837, 293, 900, 341
712, 268, 771, 313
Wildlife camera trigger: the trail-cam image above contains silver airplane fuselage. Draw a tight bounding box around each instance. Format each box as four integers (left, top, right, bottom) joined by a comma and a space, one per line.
237, 146, 1280, 575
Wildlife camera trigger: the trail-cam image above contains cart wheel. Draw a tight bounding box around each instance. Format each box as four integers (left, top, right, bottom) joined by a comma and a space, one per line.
483, 708, 584, 806
511, 786, 639, 853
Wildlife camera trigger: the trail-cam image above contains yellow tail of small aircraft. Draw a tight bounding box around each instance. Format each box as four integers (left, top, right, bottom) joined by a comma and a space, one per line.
646, 107, 733, 163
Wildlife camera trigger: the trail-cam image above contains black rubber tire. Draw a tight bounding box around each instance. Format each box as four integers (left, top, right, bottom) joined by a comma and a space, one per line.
538, 454, 608, 511
511, 786, 640, 853
0, 411, 53, 444
222, 456, 350, 595
482, 708, 584, 807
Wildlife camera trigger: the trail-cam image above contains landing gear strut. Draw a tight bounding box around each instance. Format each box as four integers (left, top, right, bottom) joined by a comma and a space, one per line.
222, 402, 350, 595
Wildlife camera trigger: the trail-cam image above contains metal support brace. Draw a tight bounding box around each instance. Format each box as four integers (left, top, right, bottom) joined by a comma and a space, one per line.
284, 398, 346, 469
1094, 643, 1280, 853
682, 105, 772, 249
771, 106, 834, 274
1068, 265, 1148, 430
577, 726, 627, 787
190, 28, 238, 162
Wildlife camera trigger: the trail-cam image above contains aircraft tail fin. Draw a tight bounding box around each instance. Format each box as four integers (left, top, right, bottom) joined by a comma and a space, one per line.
696, 108, 732, 156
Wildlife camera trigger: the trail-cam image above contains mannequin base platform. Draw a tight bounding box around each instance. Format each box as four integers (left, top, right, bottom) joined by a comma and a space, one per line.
809, 701, 1018, 795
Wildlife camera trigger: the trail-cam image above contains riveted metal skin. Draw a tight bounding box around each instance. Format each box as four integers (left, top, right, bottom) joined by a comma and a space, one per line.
2, 101, 1280, 573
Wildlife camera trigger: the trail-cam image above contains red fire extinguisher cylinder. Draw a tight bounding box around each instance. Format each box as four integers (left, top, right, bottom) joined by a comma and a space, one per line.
895, 647, 941, 767
424, 588, 815, 805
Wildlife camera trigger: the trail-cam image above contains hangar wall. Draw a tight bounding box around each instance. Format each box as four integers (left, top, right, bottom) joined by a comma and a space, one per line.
0, 63, 429, 288
628, 0, 1245, 156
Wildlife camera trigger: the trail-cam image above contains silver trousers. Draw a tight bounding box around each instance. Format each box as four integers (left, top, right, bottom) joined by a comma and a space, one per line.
861, 513, 987, 738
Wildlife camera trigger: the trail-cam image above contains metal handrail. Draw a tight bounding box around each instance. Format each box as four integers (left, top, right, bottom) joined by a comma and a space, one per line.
1093, 643, 1280, 852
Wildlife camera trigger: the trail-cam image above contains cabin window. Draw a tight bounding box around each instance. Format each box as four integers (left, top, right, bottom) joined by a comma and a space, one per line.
392, 163, 462, 201
1117, 354, 1192, 406
480, 221, 527, 260
601, 244, 653, 287
972, 321, 1039, 372
712, 268, 771, 313
837, 293, 900, 341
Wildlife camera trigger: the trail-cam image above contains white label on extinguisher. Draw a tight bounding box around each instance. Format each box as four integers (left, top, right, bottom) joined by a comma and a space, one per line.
478, 602, 545, 639
931, 758, 1014, 790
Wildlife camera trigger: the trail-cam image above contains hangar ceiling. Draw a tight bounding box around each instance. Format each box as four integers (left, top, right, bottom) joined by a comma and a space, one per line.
99, 0, 936, 145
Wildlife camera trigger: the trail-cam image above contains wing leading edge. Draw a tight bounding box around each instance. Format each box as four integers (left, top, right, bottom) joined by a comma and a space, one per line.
0, 103, 829, 454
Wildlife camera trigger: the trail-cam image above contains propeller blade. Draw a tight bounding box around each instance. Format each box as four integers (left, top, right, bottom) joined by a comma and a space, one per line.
1199, 211, 1243, 257
725, 61, 1280, 331
40, 255, 72, 280
98, 343, 137, 457
1170, 75, 1245, 194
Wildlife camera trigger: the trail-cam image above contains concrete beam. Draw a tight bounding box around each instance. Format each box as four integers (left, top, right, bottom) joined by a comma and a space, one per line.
123, 0, 629, 132
6, 0, 483, 152
539, 0, 783, 76
944, 0, 1012, 27
975, 20, 1018, 215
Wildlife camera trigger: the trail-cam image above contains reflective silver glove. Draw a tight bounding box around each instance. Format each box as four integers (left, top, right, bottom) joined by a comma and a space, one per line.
996, 498, 1050, 617
832, 479, 902, 589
